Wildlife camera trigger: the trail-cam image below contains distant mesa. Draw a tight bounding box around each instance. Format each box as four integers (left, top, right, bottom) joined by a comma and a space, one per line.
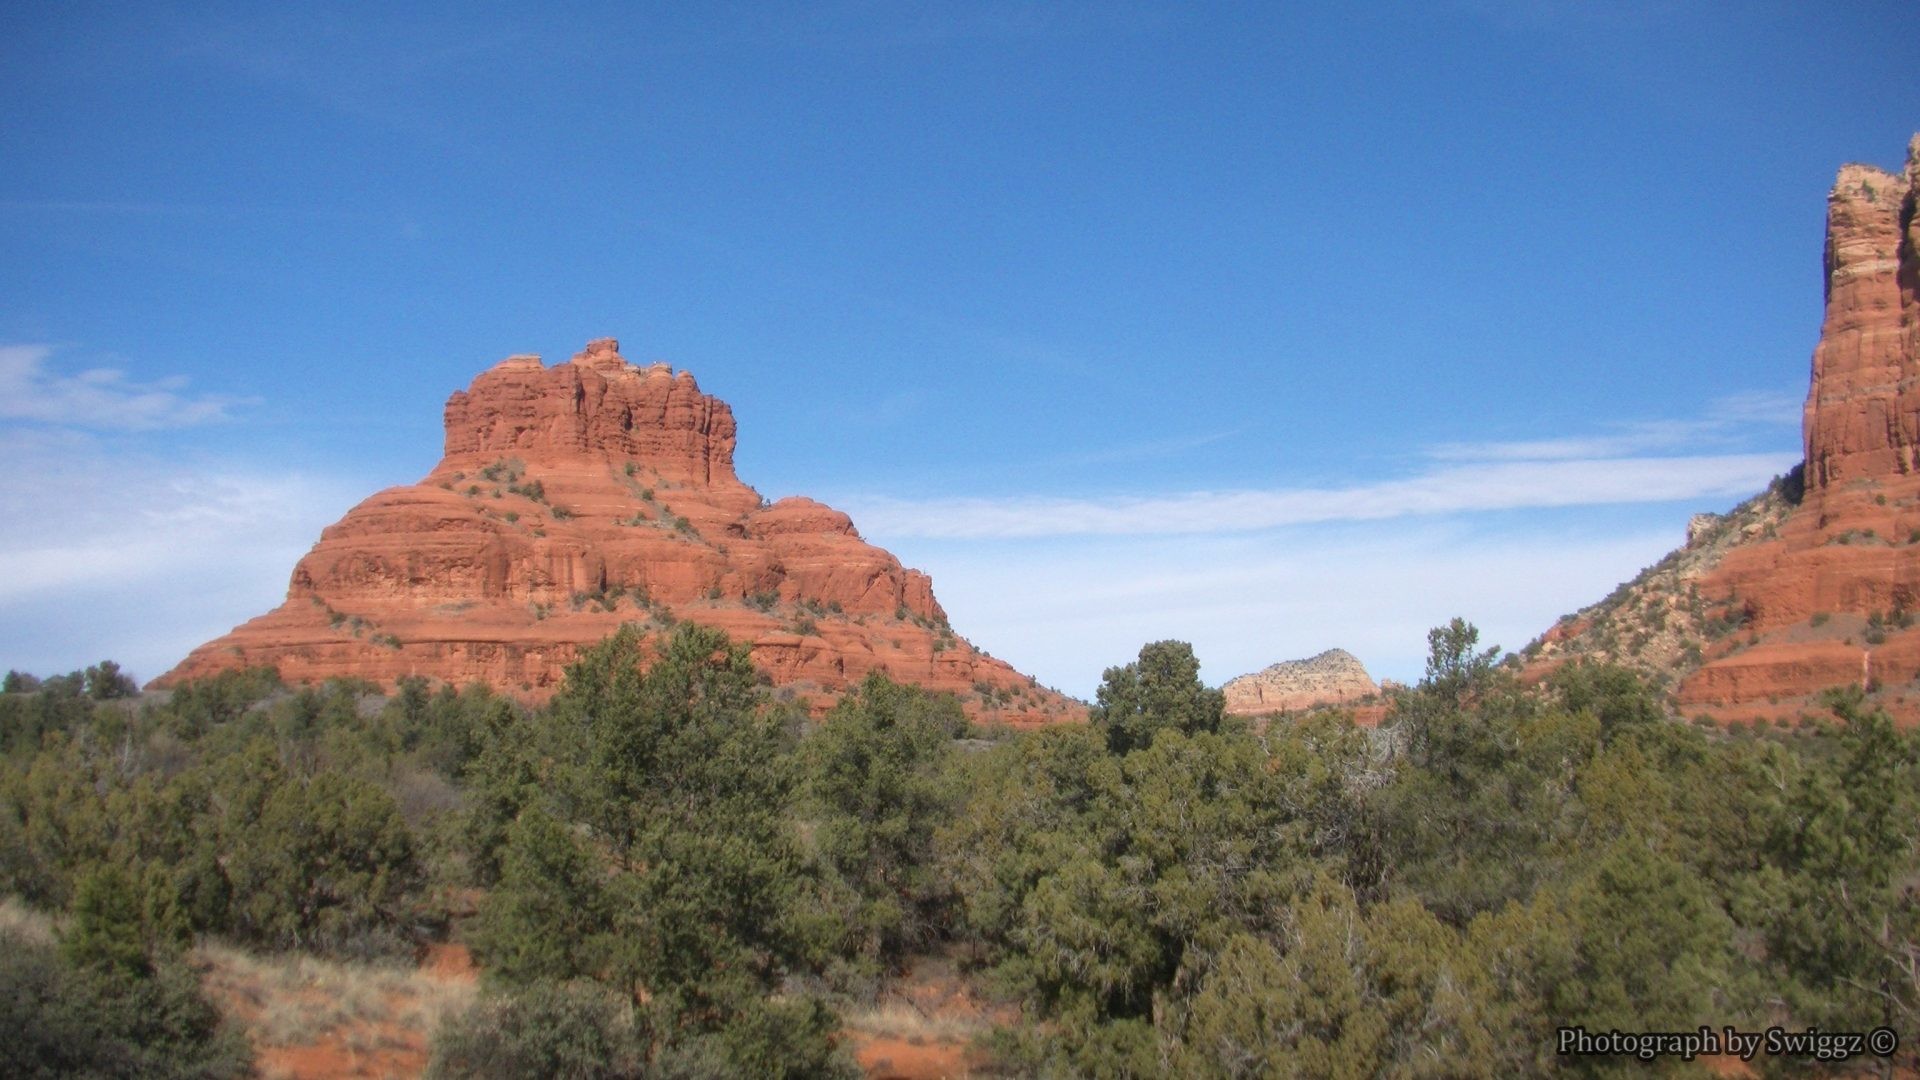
1531, 135, 1920, 726
1222, 648, 1379, 717
153, 338, 1078, 726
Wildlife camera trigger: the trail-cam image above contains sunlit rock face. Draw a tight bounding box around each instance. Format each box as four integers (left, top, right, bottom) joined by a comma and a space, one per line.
155, 338, 1079, 726
1534, 138, 1920, 726
1222, 649, 1379, 716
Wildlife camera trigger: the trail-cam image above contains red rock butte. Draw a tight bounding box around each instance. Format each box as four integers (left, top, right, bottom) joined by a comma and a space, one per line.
154, 338, 1079, 726
1534, 136, 1920, 726
1672, 138, 1920, 723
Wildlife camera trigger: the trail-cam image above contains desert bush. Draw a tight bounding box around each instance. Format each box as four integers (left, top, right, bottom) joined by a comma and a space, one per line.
428, 980, 647, 1080
224, 767, 423, 957
0, 925, 250, 1079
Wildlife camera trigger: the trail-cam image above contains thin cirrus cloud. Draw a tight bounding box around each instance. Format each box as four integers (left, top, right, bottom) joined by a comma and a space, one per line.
909, 523, 1697, 694
0, 347, 347, 681
1423, 391, 1802, 462
840, 394, 1801, 540
0, 363, 1803, 690
842, 452, 1796, 539
0, 427, 365, 680
840, 392, 1803, 690
0, 449, 353, 604
0, 344, 251, 430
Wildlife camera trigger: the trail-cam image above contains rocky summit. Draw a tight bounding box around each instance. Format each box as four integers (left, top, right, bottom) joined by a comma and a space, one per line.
1221, 648, 1379, 717
154, 338, 1078, 726
1532, 136, 1920, 725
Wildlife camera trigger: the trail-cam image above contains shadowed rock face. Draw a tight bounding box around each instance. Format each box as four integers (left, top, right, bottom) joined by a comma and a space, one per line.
1222, 648, 1378, 716
1533, 137, 1920, 726
154, 339, 1079, 726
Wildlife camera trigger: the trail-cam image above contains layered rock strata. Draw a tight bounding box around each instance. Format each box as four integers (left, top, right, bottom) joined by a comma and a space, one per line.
155, 339, 1077, 726
1534, 137, 1920, 725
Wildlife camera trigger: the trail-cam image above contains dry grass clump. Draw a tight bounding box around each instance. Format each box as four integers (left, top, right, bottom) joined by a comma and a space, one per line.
840, 997, 989, 1045
0, 895, 58, 945
2, 895, 473, 1077
199, 939, 475, 1051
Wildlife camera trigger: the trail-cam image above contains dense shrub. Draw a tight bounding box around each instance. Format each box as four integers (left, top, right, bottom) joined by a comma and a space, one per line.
0, 926, 249, 1079
428, 980, 648, 1080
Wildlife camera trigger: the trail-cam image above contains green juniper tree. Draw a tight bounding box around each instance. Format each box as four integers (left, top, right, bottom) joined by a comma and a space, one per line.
803, 672, 962, 969
469, 622, 855, 1078
1089, 639, 1224, 755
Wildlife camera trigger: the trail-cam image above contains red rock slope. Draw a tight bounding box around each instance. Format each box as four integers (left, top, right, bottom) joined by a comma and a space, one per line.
154, 339, 1078, 726
1673, 139, 1920, 723
1534, 136, 1920, 725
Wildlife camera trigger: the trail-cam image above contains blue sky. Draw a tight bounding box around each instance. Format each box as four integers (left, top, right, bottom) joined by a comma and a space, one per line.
2, 2, 1914, 695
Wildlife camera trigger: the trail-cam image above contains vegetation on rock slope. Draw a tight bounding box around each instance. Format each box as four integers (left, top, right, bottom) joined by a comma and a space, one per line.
1527, 470, 1801, 690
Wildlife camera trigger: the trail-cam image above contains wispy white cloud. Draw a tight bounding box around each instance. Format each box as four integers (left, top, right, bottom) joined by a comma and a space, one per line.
0, 345, 252, 429
844, 451, 1794, 538
0, 428, 364, 682
840, 395, 1800, 539
0, 381, 1801, 699
1707, 390, 1803, 425
844, 393, 1803, 693
892, 522, 1693, 697
1426, 391, 1800, 462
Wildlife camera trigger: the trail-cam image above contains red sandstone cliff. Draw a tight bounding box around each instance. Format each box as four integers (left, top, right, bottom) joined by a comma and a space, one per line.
1533, 136, 1920, 725
154, 339, 1078, 726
